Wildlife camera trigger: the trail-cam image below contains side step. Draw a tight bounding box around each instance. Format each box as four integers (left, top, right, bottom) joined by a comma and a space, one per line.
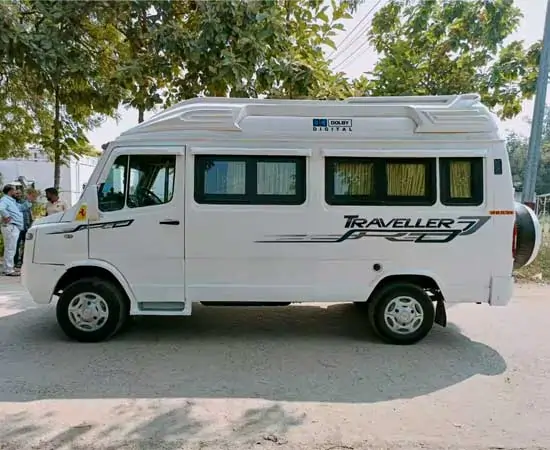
139, 302, 185, 312
200, 302, 291, 307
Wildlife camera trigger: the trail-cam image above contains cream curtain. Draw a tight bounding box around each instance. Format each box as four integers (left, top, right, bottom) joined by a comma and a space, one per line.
257, 162, 296, 195
206, 161, 246, 194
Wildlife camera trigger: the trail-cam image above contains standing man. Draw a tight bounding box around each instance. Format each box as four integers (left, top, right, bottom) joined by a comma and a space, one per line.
0, 185, 25, 276
14, 189, 37, 268
45, 187, 67, 216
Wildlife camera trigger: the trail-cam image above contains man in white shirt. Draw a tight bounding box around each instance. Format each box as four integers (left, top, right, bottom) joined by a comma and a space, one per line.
45, 187, 67, 216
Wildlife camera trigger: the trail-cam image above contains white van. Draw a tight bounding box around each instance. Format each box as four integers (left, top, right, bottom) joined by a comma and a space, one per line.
21, 94, 542, 345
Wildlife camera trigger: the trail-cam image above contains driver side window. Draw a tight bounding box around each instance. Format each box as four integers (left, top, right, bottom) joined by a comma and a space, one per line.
98, 154, 176, 212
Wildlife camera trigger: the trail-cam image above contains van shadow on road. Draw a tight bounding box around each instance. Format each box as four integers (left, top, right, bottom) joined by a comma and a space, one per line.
0, 303, 506, 404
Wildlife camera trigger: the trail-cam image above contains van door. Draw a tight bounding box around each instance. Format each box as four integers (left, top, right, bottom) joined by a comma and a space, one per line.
89, 146, 185, 312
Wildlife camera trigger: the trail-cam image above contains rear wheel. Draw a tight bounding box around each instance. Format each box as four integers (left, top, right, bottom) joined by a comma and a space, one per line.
367, 283, 434, 345
513, 202, 542, 270
56, 277, 129, 343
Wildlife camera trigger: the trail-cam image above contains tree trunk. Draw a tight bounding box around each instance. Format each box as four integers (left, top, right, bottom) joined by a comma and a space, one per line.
137, 8, 147, 125
53, 85, 61, 190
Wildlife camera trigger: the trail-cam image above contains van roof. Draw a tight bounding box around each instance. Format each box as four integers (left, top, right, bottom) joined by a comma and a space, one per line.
117, 93, 501, 141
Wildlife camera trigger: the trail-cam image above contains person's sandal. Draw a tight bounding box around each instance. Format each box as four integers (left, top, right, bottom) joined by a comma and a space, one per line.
4, 272, 19, 277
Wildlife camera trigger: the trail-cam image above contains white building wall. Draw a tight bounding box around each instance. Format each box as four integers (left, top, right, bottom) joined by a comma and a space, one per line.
0, 150, 99, 206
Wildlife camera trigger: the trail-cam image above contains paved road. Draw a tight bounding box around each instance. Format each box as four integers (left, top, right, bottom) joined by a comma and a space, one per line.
0, 279, 549, 450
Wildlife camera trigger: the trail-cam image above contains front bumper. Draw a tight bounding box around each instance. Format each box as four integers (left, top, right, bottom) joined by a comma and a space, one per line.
21, 262, 65, 305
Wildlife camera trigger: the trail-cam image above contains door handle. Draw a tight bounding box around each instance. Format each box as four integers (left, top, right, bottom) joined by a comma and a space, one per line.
159, 219, 180, 225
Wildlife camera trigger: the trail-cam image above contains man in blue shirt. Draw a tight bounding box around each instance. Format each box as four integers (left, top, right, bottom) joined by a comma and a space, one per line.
0, 185, 26, 276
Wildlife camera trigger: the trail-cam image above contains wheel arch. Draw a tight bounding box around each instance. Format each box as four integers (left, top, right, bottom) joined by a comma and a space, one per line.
366, 272, 444, 303
54, 260, 136, 308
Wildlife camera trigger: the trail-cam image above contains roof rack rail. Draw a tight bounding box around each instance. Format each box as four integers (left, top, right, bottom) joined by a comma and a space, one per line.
345, 93, 481, 108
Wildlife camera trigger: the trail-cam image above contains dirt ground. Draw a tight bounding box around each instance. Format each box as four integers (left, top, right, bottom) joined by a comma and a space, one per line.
0, 278, 549, 450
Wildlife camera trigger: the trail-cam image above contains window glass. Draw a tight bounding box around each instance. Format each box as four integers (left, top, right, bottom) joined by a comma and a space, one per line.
449, 160, 472, 198
151, 166, 175, 203
194, 155, 306, 205
204, 160, 246, 195
127, 154, 176, 208
98, 154, 176, 211
325, 157, 435, 205
257, 161, 297, 195
440, 157, 483, 206
98, 155, 127, 212
333, 161, 374, 196
386, 162, 426, 196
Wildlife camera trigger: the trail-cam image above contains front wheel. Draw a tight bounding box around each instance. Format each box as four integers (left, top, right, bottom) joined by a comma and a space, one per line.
56, 277, 129, 343
367, 283, 435, 345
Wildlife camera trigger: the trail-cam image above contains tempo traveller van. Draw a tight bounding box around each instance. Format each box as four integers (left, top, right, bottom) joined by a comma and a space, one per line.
21, 94, 542, 345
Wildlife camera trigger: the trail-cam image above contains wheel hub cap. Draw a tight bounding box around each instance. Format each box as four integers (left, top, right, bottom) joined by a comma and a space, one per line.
397, 309, 413, 324
67, 293, 110, 332
383, 295, 424, 335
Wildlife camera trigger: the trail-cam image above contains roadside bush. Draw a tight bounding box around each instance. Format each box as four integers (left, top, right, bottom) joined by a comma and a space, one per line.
514, 242, 550, 283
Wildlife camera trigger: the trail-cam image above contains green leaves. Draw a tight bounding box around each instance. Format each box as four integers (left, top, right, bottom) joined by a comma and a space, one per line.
1, 0, 363, 169
0, 0, 123, 186
507, 108, 550, 192
367, 0, 540, 119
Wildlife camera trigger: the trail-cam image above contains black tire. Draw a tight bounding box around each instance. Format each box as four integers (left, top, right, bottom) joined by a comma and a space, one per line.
353, 301, 370, 312
367, 283, 435, 345
56, 277, 129, 343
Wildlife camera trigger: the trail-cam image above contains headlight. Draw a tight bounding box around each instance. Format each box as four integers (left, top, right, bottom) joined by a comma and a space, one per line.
26, 231, 34, 241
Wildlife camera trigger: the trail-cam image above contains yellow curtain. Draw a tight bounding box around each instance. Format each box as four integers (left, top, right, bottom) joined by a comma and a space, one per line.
334, 162, 374, 195
449, 161, 472, 198
386, 163, 426, 196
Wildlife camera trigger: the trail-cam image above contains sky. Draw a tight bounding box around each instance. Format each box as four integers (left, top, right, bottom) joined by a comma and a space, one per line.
87, 0, 548, 150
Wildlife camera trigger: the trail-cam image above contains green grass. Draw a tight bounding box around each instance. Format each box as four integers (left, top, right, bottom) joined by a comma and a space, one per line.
514, 236, 550, 283
514, 217, 550, 282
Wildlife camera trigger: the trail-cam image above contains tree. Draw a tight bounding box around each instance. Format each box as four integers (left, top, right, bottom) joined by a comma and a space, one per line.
253, 0, 364, 100
109, 0, 192, 123
165, 0, 365, 103
1, 0, 122, 188
0, 1, 45, 159
365, 0, 540, 119
107, 0, 363, 119
506, 108, 550, 195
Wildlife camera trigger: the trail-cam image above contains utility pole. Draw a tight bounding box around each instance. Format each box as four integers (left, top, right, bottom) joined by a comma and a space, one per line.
521, 0, 550, 210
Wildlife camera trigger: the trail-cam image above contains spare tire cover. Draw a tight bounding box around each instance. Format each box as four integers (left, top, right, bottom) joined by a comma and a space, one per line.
513, 202, 542, 270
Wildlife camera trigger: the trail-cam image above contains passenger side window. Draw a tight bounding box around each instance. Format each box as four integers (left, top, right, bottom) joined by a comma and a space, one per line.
98, 154, 176, 211
439, 157, 484, 206
194, 155, 306, 205
325, 157, 436, 206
